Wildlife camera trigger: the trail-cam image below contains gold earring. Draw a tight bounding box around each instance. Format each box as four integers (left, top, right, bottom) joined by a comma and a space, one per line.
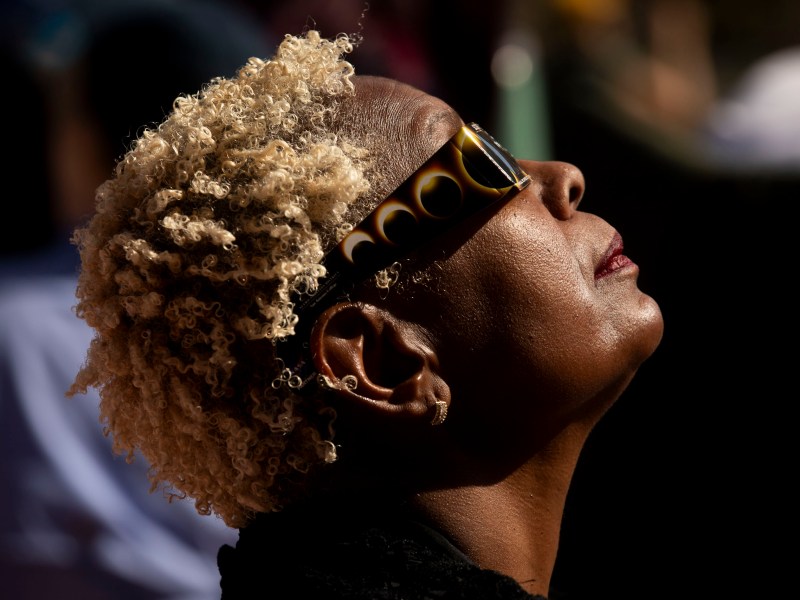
317, 373, 358, 391
430, 400, 448, 426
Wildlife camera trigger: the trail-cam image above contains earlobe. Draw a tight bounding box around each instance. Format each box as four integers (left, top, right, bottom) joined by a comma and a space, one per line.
311, 302, 450, 427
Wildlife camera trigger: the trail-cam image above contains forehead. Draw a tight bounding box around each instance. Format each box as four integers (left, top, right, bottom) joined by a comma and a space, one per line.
344, 76, 464, 200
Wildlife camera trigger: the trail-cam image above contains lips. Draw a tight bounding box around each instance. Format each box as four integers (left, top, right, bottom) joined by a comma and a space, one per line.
595, 232, 634, 280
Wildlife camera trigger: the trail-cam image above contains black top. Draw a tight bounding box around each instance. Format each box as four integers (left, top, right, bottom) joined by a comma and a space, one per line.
218, 498, 546, 600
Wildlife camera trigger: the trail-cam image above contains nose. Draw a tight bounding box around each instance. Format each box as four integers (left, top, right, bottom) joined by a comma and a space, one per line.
520, 160, 585, 219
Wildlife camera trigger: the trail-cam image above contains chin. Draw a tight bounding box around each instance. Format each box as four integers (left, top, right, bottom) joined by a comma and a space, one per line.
634, 294, 665, 363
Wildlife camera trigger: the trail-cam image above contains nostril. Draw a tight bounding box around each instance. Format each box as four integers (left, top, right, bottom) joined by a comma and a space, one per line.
560, 163, 585, 208
568, 180, 584, 206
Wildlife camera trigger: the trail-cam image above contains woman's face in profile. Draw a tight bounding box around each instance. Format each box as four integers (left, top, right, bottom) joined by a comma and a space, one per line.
349, 75, 663, 444
416, 157, 664, 442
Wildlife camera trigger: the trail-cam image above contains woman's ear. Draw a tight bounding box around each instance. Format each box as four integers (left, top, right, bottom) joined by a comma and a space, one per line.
310, 302, 450, 427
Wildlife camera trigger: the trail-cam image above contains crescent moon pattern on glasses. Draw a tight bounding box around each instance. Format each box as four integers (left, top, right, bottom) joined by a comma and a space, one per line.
335, 124, 530, 271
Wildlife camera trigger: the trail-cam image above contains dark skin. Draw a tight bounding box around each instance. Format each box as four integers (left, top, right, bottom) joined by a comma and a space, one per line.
311, 76, 664, 596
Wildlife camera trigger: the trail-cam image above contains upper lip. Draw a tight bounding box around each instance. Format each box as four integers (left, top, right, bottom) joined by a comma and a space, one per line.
594, 231, 624, 279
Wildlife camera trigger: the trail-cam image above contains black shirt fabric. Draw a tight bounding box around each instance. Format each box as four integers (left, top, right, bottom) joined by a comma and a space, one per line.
218, 498, 545, 600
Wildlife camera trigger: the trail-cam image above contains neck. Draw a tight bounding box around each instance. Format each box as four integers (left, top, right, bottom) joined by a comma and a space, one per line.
408, 420, 592, 597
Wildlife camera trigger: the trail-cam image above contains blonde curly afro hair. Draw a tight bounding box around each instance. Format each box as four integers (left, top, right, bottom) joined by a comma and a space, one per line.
69, 30, 381, 528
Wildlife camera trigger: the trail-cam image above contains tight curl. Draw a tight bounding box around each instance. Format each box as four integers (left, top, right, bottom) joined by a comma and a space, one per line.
69, 31, 374, 528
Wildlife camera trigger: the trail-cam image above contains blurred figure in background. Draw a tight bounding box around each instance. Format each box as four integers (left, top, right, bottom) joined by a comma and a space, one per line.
702, 44, 800, 170
0, 1, 271, 598
537, 0, 800, 170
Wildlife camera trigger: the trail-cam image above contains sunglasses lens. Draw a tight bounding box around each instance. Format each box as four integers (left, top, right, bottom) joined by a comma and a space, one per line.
463, 124, 529, 190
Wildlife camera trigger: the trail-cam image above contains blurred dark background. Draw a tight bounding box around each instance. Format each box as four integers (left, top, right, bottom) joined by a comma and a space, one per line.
2, 0, 796, 598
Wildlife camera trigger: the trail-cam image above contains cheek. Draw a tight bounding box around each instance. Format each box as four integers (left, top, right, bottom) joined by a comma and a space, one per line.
488, 216, 591, 347
423, 207, 662, 427
467, 224, 653, 406
496, 258, 662, 412
439, 221, 592, 388
495, 254, 601, 391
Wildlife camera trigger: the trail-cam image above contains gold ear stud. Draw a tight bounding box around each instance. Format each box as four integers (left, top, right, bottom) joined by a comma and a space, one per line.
431, 400, 448, 426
